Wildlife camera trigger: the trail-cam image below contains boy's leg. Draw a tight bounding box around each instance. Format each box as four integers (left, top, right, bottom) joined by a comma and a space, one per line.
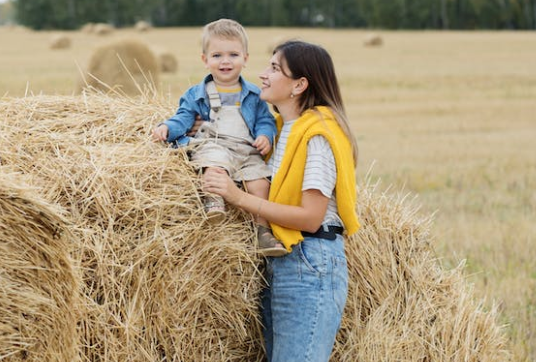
245, 179, 287, 257
202, 167, 227, 223
190, 139, 233, 224
243, 178, 269, 225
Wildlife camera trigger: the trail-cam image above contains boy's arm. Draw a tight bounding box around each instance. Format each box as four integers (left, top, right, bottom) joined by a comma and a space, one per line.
163, 93, 199, 143
253, 100, 277, 145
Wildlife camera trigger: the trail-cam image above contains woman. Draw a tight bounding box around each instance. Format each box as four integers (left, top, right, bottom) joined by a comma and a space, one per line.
203, 40, 360, 362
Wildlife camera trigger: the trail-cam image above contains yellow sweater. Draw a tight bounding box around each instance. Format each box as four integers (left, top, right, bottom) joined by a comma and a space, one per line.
268, 106, 360, 250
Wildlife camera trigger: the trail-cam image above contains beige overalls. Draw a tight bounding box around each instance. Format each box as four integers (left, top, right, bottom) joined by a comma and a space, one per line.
190, 81, 271, 182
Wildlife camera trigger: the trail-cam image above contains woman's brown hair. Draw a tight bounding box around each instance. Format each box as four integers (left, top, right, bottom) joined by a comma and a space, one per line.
273, 40, 359, 167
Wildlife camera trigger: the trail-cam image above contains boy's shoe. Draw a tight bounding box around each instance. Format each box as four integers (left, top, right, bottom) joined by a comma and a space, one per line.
257, 225, 288, 257
204, 194, 226, 224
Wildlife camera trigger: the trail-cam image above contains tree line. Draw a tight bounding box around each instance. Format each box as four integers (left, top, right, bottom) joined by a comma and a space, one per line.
12, 0, 536, 30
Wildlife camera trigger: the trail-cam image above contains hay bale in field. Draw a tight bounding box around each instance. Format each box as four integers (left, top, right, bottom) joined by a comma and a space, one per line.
0, 168, 80, 362
49, 34, 71, 49
80, 22, 95, 33
364, 33, 383, 47
331, 184, 510, 361
0, 93, 265, 361
135, 20, 152, 32
0, 93, 510, 361
94, 22, 114, 35
153, 47, 178, 73
78, 38, 159, 96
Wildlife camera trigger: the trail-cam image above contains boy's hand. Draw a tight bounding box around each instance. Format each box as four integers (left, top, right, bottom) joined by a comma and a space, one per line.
152, 124, 169, 142
252, 135, 272, 156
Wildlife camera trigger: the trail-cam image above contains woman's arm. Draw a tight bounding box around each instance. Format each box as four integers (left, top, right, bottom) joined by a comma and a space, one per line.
203, 168, 328, 232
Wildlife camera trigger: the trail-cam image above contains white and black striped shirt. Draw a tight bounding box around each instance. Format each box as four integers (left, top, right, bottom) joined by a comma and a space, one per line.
268, 120, 343, 227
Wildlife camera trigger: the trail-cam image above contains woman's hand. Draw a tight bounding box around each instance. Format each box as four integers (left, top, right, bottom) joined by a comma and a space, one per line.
203, 168, 243, 206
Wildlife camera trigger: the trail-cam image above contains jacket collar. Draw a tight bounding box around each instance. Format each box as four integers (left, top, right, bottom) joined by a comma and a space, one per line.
193, 74, 260, 102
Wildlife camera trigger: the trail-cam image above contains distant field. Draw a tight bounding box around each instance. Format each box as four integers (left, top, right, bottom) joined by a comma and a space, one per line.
1, 26, 535, 361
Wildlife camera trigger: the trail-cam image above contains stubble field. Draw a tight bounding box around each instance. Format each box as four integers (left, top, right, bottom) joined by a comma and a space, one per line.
0, 26, 535, 361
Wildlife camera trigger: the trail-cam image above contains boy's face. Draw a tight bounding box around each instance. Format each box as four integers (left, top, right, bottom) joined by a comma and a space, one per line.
202, 36, 248, 87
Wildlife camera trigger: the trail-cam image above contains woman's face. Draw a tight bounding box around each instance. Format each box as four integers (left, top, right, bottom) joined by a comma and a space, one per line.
259, 51, 295, 107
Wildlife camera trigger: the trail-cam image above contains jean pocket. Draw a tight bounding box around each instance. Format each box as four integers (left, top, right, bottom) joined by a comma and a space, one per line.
331, 256, 348, 315
298, 239, 327, 276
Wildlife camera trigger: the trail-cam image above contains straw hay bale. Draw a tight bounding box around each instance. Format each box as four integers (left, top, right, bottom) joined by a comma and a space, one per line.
0, 93, 265, 361
49, 34, 71, 49
78, 38, 160, 96
0, 93, 510, 361
331, 184, 510, 361
153, 47, 179, 73
0, 168, 80, 362
135, 20, 152, 32
80, 22, 95, 33
364, 33, 383, 47
94, 22, 114, 35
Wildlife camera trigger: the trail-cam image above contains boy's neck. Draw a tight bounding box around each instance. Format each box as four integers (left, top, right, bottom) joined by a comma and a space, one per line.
212, 77, 241, 90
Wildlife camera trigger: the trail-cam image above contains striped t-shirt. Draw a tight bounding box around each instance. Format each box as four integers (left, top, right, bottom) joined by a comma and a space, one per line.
268, 120, 343, 227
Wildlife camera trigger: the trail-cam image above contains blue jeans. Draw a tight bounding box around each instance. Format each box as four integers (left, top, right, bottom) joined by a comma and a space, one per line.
261, 235, 348, 362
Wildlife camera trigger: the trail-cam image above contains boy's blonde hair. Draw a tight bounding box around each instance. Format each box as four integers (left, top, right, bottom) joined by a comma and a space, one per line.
202, 19, 248, 54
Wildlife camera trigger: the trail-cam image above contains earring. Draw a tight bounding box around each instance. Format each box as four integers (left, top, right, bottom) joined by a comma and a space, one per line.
290, 93, 294, 98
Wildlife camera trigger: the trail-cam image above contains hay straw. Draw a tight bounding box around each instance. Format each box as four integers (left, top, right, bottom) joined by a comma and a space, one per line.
332, 179, 510, 361
0, 92, 510, 361
0, 92, 264, 361
0, 168, 80, 362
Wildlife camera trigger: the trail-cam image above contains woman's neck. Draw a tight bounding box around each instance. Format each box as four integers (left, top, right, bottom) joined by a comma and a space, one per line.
275, 102, 301, 122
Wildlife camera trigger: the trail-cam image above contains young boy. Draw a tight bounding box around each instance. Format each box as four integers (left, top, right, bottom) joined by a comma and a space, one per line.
152, 19, 287, 257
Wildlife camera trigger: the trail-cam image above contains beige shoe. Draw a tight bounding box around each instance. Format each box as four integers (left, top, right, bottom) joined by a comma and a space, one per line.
257, 225, 288, 257
204, 195, 226, 224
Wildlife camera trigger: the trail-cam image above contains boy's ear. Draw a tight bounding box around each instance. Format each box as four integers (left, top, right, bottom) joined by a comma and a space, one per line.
201, 53, 208, 67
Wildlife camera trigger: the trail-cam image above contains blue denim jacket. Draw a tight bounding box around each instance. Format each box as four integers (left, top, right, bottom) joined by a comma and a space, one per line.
163, 74, 276, 147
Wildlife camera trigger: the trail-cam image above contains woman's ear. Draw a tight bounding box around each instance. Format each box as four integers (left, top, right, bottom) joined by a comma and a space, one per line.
293, 77, 309, 96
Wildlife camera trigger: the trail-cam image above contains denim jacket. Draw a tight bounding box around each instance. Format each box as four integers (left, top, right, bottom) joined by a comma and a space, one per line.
163, 74, 276, 147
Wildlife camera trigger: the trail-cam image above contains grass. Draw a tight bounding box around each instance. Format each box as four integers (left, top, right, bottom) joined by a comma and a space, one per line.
1, 25, 535, 361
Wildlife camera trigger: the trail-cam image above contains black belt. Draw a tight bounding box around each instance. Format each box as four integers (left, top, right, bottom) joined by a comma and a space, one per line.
302, 225, 344, 240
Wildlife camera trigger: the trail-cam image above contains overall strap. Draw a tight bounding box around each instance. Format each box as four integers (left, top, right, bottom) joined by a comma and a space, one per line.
205, 81, 221, 112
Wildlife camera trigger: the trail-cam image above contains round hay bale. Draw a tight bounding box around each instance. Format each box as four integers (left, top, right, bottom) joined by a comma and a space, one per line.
153, 47, 178, 73
78, 38, 160, 96
135, 20, 152, 32
364, 33, 383, 47
49, 34, 71, 49
0, 94, 511, 361
0, 168, 80, 362
330, 185, 510, 361
0, 94, 265, 361
80, 22, 95, 33
94, 23, 114, 35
